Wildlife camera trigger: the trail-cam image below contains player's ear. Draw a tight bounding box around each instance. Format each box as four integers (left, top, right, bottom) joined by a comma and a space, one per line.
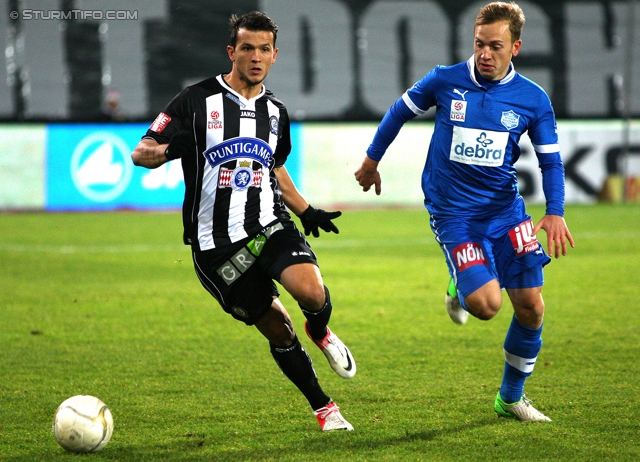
272, 47, 278, 64
227, 44, 236, 62
511, 39, 522, 57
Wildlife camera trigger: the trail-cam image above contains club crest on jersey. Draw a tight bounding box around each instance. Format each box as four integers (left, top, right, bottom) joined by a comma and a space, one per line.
452, 242, 486, 272
269, 116, 278, 135
218, 160, 262, 191
501, 110, 520, 130
508, 219, 540, 256
450, 100, 467, 122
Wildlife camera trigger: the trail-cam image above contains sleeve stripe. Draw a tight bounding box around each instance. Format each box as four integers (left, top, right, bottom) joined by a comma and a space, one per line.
402, 92, 426, 116
532, 143, 560, 154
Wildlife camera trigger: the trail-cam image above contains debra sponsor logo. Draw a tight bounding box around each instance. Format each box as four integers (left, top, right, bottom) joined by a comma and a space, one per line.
453, 242, 486, 271
454, 132, 503, 160
509, 219, 540, 256
450, 126, 508, 167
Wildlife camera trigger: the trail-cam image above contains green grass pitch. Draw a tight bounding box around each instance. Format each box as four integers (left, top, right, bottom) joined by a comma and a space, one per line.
1, 204, 639, 461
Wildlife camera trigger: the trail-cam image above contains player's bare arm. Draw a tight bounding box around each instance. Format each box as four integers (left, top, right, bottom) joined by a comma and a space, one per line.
533, 214, 575, 259
274, 166, 309, 215
354, 155, 382, 195
131, 138, 169, 169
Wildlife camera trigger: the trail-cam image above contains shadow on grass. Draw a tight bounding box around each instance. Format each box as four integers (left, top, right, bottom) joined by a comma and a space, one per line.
12, 417, 500, 461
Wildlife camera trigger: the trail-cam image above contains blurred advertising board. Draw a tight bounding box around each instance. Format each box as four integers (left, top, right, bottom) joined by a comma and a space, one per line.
300, 120, 640, 207
0, 124, 46, 209
46, 123, 183, 211
0, 121, 638, 211
43, 123, 301, 211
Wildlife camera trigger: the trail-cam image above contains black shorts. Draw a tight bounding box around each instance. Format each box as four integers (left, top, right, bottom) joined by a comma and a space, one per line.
192, 220, 318, 325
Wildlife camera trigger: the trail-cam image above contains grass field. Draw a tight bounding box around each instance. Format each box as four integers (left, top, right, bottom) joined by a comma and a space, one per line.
1, 204, 639, 461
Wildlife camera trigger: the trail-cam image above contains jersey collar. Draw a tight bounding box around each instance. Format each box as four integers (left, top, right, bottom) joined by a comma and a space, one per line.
466, 56, 516, 88
217, 74, 266, 102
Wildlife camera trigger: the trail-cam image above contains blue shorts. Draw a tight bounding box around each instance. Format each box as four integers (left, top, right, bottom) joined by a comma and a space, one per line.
431, 204, 551, 299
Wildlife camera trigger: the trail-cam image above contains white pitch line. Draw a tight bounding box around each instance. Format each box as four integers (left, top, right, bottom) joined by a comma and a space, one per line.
0, 243, 187, 254
1, 231, 638, 254
0, 237, 436, 254
311, 237, 436, 248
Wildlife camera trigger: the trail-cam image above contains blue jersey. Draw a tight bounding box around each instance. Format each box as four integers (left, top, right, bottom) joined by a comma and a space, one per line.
367, 57, 565, 220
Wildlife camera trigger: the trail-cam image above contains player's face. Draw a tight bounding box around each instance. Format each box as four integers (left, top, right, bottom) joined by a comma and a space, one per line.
228, 28, 278, 88
473, 20, 521, 81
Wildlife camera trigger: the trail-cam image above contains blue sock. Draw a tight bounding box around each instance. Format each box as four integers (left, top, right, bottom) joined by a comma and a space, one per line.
499, 315, 543, 404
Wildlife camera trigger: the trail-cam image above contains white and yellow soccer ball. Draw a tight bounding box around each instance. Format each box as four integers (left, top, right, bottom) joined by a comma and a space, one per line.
53, 395, 114, 453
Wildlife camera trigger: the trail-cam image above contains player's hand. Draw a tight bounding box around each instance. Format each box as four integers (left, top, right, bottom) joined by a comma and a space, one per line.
298, 205, 341, 238
165, 130, 195, 160
354, 156, 382, 195
533, 214, 575, 258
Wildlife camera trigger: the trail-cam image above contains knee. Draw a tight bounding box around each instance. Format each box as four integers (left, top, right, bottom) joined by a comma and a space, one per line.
296, 283, 327, 312
514, 299, 545, 328
508, 289, 545, 328
280, 264, 326, 311
466, 291, 503, 321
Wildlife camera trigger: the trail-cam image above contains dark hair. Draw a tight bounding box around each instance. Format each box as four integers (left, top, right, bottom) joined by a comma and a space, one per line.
229, 11, 279, 47
475, 2, 525, 43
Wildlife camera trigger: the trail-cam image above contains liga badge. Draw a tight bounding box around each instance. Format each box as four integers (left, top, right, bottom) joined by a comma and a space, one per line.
450, 100, 467, 122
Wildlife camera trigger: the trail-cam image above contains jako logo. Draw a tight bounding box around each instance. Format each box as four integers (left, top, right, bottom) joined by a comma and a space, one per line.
452, 242, 486, 271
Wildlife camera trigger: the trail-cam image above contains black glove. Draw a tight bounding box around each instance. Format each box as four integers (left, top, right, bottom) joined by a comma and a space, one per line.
164, 131, 195, 161
298, 205, 341, 238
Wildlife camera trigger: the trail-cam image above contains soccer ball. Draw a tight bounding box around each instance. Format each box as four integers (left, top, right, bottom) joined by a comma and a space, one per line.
53, 395, 114, 453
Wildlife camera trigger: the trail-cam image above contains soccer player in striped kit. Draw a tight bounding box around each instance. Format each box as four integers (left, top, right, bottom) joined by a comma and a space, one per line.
132, 11, 355, 431
355, 2, 574, 421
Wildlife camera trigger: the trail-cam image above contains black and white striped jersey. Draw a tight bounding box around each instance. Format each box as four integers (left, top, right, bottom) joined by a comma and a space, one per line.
144, 75, 292, 251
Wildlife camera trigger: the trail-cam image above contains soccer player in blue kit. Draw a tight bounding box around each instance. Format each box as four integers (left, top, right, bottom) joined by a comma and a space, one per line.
355, 1, 574, 421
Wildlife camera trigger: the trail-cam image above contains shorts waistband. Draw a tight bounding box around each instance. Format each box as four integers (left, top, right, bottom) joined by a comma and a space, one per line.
215, 222, 284, 286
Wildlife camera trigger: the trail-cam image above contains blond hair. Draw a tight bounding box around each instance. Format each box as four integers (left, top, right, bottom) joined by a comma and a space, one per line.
476, 2, 525, 43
